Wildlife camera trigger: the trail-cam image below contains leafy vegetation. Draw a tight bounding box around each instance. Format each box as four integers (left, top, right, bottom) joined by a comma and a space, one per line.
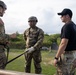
9, 33, 60, 49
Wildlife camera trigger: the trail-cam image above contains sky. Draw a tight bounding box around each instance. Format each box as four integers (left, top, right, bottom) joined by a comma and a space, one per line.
1, 0, 76, 34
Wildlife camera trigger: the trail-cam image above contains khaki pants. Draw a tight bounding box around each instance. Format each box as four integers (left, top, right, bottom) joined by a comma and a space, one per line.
56, 51, 76, 75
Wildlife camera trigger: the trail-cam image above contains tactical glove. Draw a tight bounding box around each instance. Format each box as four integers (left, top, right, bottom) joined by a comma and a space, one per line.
25, 47, 35, 54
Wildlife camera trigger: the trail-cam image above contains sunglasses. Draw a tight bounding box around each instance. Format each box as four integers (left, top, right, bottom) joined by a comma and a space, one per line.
61, 14, 67, 17
28, 20, 36, 22
61, 15, 64, 17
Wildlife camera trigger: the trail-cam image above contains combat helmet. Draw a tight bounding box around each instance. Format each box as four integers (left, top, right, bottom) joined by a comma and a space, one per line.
0, 0, 7, 10
28, 16, 38, 22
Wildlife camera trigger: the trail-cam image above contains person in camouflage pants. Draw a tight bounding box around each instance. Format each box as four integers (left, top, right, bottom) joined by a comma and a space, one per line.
54, 8, 76, 75
56, 51, 76, 75
23, 16, 44, 74
0, 1, 9, 69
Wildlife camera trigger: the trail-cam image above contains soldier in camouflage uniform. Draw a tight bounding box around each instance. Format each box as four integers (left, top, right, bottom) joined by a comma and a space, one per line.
23, 16, 44, 74
0, 1, 9, 69
54, 8, 76, 75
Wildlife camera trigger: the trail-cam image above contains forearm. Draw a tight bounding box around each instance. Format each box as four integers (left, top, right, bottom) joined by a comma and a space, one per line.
34, 39, 43, 49
33, 29, 44, 49
55, 43, 66, 58
55, 38, 68, 58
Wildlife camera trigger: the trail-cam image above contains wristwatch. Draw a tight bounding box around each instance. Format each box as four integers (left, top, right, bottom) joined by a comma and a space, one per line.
55, 57, 58, 60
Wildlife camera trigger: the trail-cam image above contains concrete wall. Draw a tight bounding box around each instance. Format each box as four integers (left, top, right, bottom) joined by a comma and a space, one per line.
0, 70, 42, 75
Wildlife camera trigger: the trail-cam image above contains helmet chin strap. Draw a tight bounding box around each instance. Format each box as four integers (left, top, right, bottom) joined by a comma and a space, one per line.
30, 26, 36, 29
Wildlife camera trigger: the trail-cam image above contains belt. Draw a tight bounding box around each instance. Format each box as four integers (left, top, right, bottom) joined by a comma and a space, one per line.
0, 46, 5, 52
0, 43, 5, 46
0, 45, 4, 49
65, 50, 76, 54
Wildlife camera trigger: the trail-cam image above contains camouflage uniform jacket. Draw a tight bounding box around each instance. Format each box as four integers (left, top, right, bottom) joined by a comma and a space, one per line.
23, 26, 44, 50
0, 18, 9, 49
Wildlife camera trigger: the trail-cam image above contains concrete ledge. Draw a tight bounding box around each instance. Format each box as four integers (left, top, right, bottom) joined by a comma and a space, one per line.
0, 70, 42, 75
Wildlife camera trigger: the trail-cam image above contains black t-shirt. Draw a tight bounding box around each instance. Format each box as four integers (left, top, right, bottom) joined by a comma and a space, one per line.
61, 21, 76, 51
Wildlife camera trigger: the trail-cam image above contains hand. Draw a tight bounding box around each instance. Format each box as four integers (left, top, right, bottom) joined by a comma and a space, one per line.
5, 41, 10, 45
53, 59, 58, 67
0, 18, 4, 25
25, 47, 35, 54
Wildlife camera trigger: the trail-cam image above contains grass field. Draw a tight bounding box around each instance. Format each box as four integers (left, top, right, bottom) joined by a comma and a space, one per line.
5, 49, 57, 75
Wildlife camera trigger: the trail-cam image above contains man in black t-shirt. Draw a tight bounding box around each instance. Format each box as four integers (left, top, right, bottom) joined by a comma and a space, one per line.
54, 8, 76, 75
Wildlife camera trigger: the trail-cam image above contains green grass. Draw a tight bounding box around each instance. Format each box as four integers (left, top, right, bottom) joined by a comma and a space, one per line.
5, 49, 57, 75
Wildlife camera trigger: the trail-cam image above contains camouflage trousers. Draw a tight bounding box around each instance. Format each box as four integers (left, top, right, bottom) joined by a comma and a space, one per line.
56, 51, 76, 75
24, 50, 42, 74
0, 52, 7, 69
